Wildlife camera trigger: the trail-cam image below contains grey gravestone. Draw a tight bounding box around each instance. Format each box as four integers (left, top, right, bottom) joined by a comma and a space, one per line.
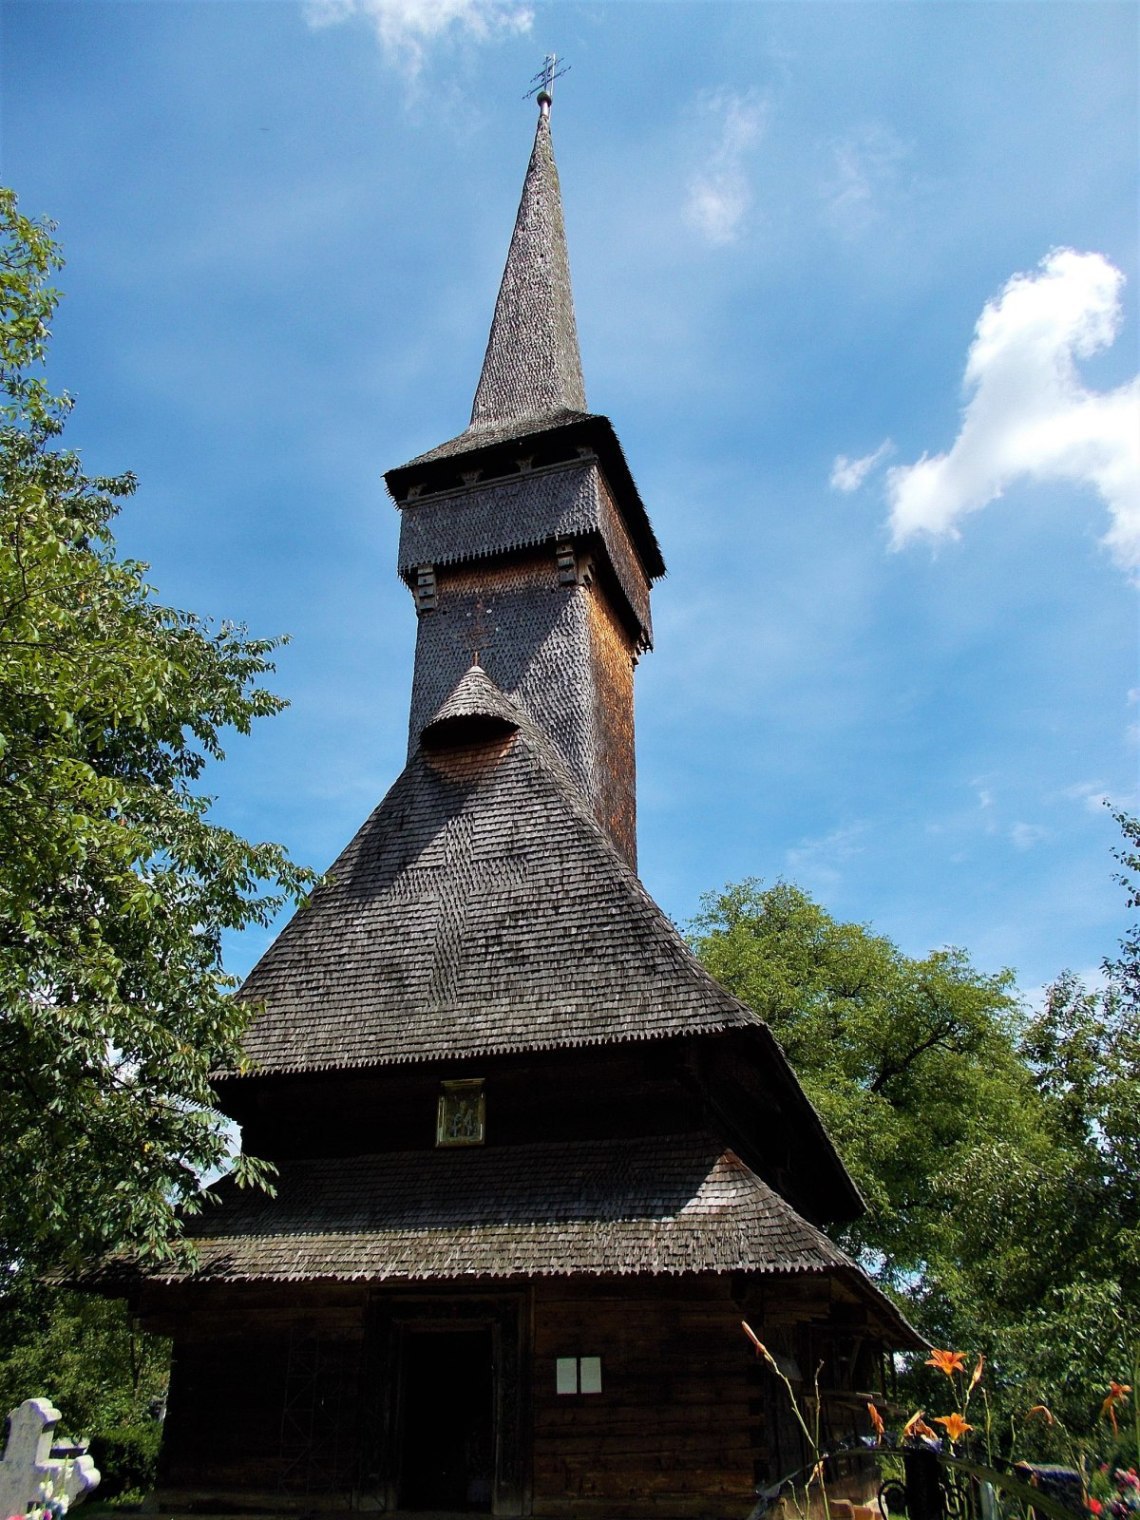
0, 1400, 99, 1517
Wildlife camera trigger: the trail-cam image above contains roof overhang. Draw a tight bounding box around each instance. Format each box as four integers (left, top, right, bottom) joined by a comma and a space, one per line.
68, 1133, 923, 1349
384, 412, 665, 582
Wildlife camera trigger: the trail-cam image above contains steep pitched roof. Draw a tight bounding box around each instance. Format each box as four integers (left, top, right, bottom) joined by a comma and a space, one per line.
84, 1132, 913, 1336
421, 659, 520, 735
383, 109, 667, 586
233, 666, 761, 1075
392, 107, 593, 477
469, 105, 586, 435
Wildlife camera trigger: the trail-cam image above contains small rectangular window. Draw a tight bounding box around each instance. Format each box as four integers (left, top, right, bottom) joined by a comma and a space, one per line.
436, 1078, 485, 1147
555, 1356, 603, 1395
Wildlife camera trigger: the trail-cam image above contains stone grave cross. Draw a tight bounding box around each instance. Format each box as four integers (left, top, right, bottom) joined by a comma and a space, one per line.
0, 1400, 99, 1518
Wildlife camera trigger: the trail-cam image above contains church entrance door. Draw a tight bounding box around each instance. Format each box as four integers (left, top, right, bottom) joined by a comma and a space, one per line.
397, 1325, 495, 1512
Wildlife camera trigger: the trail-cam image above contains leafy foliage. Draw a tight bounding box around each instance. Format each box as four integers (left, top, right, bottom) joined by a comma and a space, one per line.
0, 187, 314, 1274
689, 879, 1031, 1278
0, 1276, 168, 1497
931, 814, 1139, 1442
689, 852, 1140, 1451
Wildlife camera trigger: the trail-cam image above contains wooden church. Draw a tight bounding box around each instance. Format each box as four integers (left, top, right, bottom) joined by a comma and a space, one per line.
116, 87, 920, 1519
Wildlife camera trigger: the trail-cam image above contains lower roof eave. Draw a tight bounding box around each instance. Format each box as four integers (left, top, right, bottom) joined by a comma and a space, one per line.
96, 1259, 848, 1285
68, 1134, 923, 1350
87, 1259, 924, 1350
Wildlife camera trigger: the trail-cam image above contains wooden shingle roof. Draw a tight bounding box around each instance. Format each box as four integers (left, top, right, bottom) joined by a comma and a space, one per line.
467, 105, 585, 438
396, 461, 654, 643
396, 105, 583, 478
98, 1132, 920, 1344
383, 106, 666, 582
387, 413, 666, 585
233, 666, 764, 1076
111, 1134, 832, 1280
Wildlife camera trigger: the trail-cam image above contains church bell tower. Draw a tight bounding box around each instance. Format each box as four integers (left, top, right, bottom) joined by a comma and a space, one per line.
116, 84, 920, 1520
384, 90, 664, 870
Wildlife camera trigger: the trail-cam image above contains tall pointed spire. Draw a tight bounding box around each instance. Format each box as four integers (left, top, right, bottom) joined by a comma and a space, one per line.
385, 87, 665, 869
468, 97, 587, 433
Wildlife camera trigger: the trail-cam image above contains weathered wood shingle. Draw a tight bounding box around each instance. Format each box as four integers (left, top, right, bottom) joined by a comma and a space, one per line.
398, 109, 585, 472
467, 107, 585, 432
107, 1131, 921, 1343
116, 1134, 859, 1282
397, 461, 653, 645
234, 667, 761, 1075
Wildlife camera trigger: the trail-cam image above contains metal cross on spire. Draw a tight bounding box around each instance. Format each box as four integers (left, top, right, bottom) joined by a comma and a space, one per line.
525, 52, 570, 113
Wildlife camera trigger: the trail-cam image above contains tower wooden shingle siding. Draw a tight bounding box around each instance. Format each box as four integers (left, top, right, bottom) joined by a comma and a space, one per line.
105, 99, 922, 1520
388, 104, 661, 869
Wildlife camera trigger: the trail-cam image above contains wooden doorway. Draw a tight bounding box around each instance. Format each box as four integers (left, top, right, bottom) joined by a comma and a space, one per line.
363, 1292, 528, 1517
398, 1325, 495, 1512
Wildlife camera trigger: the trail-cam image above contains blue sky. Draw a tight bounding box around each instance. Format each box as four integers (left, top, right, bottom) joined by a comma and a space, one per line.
3, 0, 1137, 1004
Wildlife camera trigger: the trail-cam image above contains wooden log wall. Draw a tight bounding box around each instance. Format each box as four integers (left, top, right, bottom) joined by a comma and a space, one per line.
228, 1043, 707, 1163
743, 1278, 886, 1508
146, 1284, 367, 1513
530, 1276, 758, 1520
141, 1274, 887, 1518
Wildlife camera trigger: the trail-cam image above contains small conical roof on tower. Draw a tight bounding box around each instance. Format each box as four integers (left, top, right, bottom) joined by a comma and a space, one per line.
469, 98, 587, 433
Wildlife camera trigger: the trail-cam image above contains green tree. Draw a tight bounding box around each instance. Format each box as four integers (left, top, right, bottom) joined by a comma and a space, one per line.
690, 861, 1140, 1454
1021, 973, 1139, 1287
975, 811, 1140, 1444
1106, 807, 1140, 1018
0, 187, 313, 1276
688, 879, 1035, 1282
0, 1281, 169, 1493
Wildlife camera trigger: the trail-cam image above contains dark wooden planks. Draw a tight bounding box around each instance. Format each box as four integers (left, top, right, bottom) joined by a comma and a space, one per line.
530, 1278, 757, 1520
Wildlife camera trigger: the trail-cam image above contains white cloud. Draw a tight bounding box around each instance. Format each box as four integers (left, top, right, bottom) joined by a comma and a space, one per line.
1010, 821, 1048, 850
684, 89, 768, 246
305, 0, 532, 75
830, 438, 893, 493
823, 123, 908, 236
785, 821, 867, 891
1062, 780, 1110, 814
886, 250, 1140, 575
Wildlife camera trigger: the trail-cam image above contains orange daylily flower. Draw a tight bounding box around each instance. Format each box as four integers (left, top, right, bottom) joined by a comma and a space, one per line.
867, 1403, 885, 1442
968, 1355, 986, 1394
1026, 1405, 1055, 1426
741, 1321, 767, 1357
926, 1349, 967, 1378
903, 1410, 938, 1440
935, 1413, 974, 1442
1101, 1382, 1133, 1436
